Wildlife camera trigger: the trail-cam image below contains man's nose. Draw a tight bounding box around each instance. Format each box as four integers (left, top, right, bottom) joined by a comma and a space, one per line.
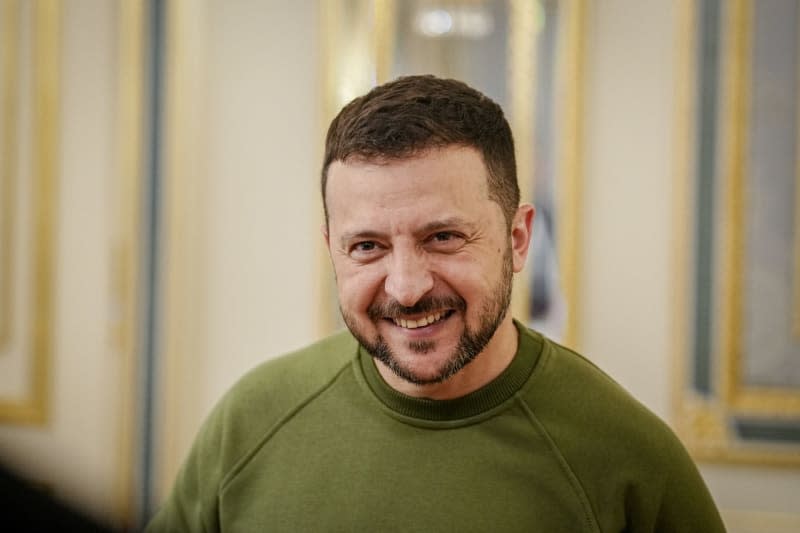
384, 248, 434, 307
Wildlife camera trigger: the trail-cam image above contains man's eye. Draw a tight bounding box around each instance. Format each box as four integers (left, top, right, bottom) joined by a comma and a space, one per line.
350, 241, 380, 260
355, 241, 375, 251
427, 231, 464, 251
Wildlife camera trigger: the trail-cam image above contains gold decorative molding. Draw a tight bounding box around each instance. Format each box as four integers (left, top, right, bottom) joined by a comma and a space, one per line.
675, 0, 800, 466
678, 399, 800, 467
0, 0, 59, 425
554, 0, 585, 350
114, 0, 146, 524
718, 0, 751, 412
374, 0, 395, 84
158, 0, 212, 503
718, 0, 800, 414
677, 400, 730, 457
509, 0, 536, 325
731, 389, 800, 417
0, 0, 20, 353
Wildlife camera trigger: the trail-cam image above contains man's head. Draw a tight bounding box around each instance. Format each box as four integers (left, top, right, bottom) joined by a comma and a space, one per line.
322, 75, 519, 229
322, 76, 533, 399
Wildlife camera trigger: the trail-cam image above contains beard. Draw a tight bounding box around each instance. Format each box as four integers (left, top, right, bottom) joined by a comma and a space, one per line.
341, 248, 514, 386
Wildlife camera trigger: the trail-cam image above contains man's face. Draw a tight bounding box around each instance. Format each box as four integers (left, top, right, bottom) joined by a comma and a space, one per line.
325, 146, 529, 387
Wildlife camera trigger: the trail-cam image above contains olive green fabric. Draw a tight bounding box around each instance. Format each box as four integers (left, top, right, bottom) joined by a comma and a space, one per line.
147, 322, 725, 532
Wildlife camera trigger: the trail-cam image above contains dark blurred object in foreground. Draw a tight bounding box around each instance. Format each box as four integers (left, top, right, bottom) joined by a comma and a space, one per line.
0, 463, 113, 532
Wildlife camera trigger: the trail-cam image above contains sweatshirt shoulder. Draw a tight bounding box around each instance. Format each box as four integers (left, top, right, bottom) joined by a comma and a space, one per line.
517, 327, 694, 476
519, 331, 723, 530
146, 331, 361, 532
203, 331, 359, 469
224, 329, 359, 417
521, 330, 667, 433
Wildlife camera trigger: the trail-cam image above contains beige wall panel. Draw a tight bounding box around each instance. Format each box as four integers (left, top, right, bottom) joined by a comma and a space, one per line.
203, 0, 321, 411
0, 0, 126, 526
580, 0, 676, 421
157, 0, 321, 500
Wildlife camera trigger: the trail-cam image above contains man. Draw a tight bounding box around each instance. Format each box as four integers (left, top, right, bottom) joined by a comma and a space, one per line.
148, 75, 725, 532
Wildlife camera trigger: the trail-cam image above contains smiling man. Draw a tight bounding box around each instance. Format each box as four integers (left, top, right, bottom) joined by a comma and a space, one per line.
148, 76, 725, 532
326, 144, 529, 400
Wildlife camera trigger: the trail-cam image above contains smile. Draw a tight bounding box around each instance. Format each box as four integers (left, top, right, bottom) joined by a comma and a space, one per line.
390, 310, 453, 329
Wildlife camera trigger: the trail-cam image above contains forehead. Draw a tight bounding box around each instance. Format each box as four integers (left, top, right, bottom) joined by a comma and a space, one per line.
325, 146, 502, 236
328, 145, 489, 205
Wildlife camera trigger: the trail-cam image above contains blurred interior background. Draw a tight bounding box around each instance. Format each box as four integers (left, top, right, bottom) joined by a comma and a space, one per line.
0, 0, 798, 531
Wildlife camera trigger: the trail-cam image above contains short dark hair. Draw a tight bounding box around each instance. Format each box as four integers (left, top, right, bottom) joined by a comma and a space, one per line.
321, 75, 519, 228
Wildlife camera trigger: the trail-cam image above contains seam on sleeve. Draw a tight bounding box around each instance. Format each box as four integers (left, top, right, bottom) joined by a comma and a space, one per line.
517, 398, 603, 533
217, 357, 355, 493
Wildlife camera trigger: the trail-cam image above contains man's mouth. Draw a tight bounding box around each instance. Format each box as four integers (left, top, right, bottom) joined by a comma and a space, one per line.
389, 310, 454, 329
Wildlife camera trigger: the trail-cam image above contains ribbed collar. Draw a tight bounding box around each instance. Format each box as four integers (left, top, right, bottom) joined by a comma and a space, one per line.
357, 320, 543, 423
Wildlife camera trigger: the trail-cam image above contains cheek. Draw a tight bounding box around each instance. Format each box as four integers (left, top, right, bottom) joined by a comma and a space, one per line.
430, 254, 490, 294
335, 265, 385, 312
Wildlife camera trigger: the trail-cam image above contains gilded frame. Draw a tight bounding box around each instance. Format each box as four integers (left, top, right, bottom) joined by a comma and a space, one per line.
317, 0, 585, 349
115, 0, 147, 524
0, 0, 19, 352
674, 0, 800, 466
0, 0, 59, 425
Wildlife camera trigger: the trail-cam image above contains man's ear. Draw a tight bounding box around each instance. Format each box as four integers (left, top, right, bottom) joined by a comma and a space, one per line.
510, 204, 535, 273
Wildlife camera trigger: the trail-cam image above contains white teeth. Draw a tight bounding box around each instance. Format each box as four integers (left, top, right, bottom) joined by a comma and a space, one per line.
392, 311, 446, 329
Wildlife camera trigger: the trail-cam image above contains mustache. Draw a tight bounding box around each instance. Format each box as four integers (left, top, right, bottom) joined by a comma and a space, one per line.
367, 295, 466, 321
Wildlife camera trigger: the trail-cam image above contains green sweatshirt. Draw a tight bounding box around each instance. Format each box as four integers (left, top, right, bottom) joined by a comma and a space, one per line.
147, 322, 725, 532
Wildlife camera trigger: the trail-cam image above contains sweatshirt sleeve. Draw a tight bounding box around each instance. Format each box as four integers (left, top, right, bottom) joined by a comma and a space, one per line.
145, 400, 228, 533
652, 444, 726, 532
625, 429, 727, 533
144, 335, 356, 532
